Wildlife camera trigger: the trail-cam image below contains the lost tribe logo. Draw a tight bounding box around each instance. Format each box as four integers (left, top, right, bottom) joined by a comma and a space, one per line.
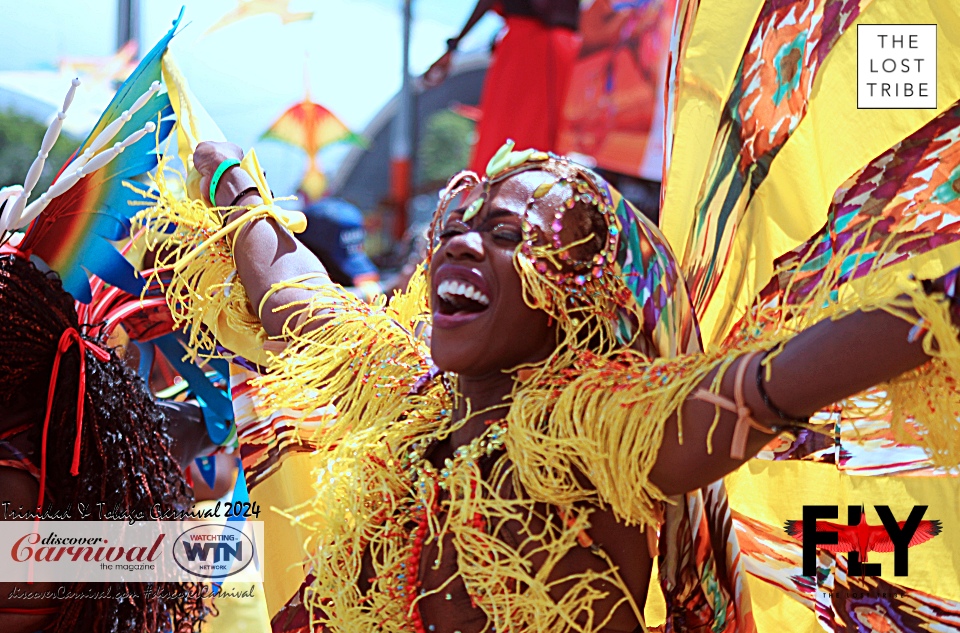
784, 505, 941, 576
172, 524, 255, 579
857, 24, 937, 109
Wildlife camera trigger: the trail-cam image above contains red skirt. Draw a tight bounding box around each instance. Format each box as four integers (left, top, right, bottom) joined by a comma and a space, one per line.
469, 16, 581, 173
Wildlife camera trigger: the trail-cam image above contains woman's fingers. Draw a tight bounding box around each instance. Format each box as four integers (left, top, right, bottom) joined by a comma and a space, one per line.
193, 141, 245, 204
193, 141, 243, 176
423, 54, 452, 87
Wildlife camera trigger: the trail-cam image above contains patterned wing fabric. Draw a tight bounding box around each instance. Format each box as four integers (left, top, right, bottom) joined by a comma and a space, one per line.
660, 1, 960, 632
666, 0, 873, 343
662, 0, 960, 345
759, 102, 960, 309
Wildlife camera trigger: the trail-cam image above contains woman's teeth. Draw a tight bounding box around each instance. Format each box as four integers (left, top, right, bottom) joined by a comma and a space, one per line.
437, 279, 490, 306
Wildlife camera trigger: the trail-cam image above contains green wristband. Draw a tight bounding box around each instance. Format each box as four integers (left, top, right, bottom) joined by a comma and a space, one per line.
209, 158, 241, 205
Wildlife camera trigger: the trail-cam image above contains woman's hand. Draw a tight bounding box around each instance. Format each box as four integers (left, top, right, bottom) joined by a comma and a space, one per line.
189, 141, 330, 338
159, 400, 218, 467
422, 52, 453, 88
192, 141, 257, 208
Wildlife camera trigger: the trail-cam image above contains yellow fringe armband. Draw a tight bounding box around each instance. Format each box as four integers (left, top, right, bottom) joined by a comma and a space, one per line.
506, 243, 960, 527
130, 162, 306, 366
879, 280, 960, 469
168, 204, 307, 276
257, 272, 331, 322
507, 346, 783, 527
250, 266, 434, 430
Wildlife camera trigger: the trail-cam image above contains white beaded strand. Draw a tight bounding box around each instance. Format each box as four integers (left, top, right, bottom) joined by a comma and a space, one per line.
65, 80, 162, 177
17, 120, 158, 227
2, 78, 81, 232
0, 79, 165, 234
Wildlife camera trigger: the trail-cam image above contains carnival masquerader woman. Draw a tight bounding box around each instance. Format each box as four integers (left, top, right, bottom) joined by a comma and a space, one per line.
0, 255, 214, 633
134, 135, 960, 633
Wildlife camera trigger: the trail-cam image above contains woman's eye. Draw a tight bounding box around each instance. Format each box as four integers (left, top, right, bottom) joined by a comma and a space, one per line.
492, 225, 522, 242
438, 223, 468, 239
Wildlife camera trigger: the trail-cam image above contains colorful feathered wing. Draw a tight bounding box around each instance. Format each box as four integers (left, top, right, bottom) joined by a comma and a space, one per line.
19, 8, 184, 303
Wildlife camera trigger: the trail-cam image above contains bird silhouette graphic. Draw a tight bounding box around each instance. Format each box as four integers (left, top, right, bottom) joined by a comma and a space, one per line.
784, 511, 942, 564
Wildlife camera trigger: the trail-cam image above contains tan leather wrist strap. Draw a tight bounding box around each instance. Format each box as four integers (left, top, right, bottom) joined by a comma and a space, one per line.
693, 352, 776, 460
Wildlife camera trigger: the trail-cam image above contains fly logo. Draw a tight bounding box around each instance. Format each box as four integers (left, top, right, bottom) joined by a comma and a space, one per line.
172, 524, 256, 578
784, 505, 941, 576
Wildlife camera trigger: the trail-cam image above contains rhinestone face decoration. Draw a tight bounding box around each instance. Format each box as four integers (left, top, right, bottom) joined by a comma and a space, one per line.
428, 141, 625, 325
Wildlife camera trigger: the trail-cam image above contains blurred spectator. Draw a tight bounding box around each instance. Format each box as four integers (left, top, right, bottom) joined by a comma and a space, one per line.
389, 220, 432, 294
298, 196, 383, 302
424, 0, 581, 171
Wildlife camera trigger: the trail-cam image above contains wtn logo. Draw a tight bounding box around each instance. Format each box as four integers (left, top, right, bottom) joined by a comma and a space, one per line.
784, 505, 941, 576
173, 524, 256, 579
181, 540, 243, 564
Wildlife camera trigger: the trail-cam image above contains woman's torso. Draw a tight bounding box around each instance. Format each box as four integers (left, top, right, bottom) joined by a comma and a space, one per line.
348, 422, 653, 633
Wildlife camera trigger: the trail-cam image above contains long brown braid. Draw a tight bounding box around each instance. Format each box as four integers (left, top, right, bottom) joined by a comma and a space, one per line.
0, 254, 209, 632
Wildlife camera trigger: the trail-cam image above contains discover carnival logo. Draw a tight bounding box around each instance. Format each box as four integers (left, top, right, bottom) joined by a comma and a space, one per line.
12, 531, 164, 568
0, 521, 264, 582
172, 523, 256, 579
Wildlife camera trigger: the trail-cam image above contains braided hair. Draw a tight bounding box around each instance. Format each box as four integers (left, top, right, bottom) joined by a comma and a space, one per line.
0, 254, 208, 632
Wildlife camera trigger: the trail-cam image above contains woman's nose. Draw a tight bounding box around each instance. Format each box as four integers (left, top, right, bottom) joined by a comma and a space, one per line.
445, 230, 485, 261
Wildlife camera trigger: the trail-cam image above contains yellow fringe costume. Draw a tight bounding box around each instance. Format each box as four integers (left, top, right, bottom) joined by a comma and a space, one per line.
128, 3, 960, 629
131, 129, 960, 632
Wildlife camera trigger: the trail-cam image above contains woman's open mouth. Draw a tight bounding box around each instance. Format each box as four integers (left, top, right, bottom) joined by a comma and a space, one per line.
437, 279, 490, 313
433, 276, 491, 328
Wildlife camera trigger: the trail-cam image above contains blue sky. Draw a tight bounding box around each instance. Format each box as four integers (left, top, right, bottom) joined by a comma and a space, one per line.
0, 0, 502, 194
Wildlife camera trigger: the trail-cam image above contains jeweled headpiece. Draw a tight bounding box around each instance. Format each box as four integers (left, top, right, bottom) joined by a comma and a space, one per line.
430, 140, 700, 360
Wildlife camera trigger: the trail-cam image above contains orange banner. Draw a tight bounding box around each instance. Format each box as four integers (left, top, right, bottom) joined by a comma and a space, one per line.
558, 0, 675, 180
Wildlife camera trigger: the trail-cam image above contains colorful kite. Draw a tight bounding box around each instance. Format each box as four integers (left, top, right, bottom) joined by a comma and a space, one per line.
260, 95, 364, 201
58, 39, 139, 88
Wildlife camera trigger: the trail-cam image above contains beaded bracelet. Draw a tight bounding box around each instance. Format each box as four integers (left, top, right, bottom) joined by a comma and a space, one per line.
755, 347, 808, 426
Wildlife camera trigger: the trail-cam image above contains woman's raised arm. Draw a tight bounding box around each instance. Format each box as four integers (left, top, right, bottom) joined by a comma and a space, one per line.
650, 296, 936, 495
193, 141, 332, 338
